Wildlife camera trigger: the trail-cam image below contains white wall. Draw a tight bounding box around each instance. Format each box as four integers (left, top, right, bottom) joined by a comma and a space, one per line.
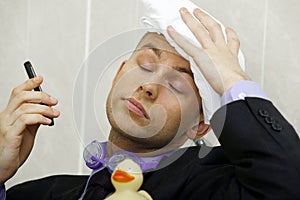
0, 0, 299, 188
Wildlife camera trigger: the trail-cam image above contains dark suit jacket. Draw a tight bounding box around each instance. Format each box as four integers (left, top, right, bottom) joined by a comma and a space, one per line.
7, 98, 300, 199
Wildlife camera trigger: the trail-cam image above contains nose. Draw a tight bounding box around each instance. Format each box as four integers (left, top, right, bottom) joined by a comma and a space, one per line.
139, 83, 158, 100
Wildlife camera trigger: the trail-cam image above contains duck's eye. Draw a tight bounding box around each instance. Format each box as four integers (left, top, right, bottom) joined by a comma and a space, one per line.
127, 167, 132, 172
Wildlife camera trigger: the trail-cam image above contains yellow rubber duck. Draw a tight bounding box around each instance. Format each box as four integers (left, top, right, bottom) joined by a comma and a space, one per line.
104, 159, 153, 200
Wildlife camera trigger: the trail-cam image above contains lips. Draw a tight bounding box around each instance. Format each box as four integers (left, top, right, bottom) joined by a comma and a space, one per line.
125, 98, 149, 119
113, 170, 135, 183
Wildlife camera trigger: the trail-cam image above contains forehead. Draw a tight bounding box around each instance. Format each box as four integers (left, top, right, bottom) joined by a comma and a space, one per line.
136, 32, 183, 57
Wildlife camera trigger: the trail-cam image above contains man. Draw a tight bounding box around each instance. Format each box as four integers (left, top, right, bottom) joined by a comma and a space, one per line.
1, 8, 300, 200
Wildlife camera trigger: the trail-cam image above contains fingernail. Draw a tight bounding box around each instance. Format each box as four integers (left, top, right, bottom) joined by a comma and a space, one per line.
180, 7, 188, 13
194, 8, 201, 14
50, 96, 57, 103
34, 76, 40, 82
52, 108, 59, 115
45, 118, 52, 124
167, 25, 175, 32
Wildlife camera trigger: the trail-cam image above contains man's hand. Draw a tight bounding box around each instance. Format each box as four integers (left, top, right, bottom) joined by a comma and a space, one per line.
0, 76, 60, 185
167, 7, 249, 95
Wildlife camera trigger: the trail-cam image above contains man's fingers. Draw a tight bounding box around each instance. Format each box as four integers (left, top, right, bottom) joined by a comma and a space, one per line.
167, 25, 201, 58
179, 7, 214, 49
13, 76, 43, 94
8, 103, 60, 126
11, 114, 52, 136
7, 91, 58, 113
226, 27, 240, 56
193, 8, 226, 45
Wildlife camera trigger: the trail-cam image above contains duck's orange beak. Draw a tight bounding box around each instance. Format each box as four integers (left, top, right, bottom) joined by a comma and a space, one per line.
113, 170, 135, 183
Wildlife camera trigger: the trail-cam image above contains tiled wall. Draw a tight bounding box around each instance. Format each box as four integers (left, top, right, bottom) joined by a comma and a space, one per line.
1, 0, 299, 188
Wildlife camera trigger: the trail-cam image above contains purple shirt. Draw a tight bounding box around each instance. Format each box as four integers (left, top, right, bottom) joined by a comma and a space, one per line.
0, 81, 267, 200
0, 185, 5, 200
221, 80, 268, 105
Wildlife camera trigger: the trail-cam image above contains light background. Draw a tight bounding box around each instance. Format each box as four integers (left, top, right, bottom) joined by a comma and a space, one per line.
1, 0, 299, 188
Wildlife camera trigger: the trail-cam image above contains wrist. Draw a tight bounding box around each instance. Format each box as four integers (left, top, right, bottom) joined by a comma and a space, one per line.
222, 73, 250, 95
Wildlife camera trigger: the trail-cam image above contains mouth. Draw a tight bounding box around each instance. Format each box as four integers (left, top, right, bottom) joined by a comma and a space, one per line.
124, 97, 150, 119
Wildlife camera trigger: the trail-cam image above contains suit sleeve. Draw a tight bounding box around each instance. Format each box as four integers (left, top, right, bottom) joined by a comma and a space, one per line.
211, 97, 300, 199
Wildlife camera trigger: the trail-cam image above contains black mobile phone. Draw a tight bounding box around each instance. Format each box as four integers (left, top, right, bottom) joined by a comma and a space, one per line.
24, 61, 54, 126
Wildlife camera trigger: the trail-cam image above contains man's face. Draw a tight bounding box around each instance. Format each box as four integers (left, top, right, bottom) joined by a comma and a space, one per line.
106, 32, 202, 150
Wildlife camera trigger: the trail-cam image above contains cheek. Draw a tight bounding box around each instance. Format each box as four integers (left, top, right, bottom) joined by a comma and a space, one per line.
156, 91, 182, 121
159, 91, 200, 130
181, 97, 201, 128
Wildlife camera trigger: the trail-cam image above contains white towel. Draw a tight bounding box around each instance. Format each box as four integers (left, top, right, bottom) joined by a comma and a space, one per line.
140, 0, 246, 145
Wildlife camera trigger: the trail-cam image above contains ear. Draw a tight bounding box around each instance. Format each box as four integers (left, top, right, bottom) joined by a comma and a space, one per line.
112, 60, 127, 85
186, 121, 211, 140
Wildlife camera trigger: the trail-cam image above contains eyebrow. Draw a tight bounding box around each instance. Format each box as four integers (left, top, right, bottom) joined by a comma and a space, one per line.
173, 66, 194, 79
140, 43, 194, 79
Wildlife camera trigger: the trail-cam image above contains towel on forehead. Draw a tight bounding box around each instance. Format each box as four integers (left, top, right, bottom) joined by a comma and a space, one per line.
140, 0, 245, 145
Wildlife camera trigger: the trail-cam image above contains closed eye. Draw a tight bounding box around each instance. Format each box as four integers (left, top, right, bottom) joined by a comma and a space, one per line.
168, 82, 182, 93
139, 64, 153, 72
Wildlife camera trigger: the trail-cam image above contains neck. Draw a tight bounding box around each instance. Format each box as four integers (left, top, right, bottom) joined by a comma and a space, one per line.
107, 128, 188, 157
